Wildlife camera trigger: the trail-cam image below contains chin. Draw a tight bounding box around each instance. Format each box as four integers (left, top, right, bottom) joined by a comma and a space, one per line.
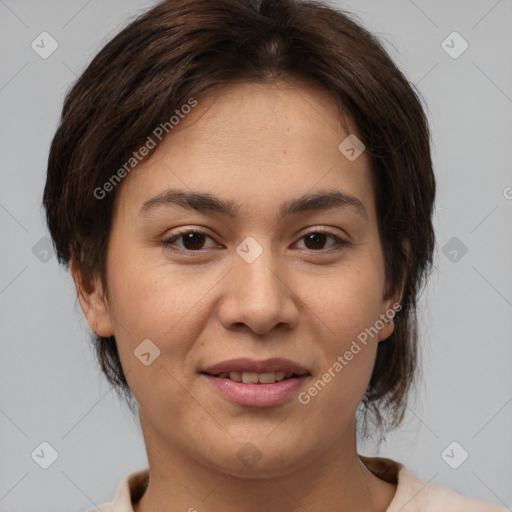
197, 434, 316, 479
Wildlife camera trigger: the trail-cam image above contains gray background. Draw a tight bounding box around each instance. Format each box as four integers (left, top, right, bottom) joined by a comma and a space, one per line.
1, 0, 511, 511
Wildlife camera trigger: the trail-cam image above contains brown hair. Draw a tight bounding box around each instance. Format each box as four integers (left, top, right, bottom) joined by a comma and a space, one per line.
43, 0, 436, 438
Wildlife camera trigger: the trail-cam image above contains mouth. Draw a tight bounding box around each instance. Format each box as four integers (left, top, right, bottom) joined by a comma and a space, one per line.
199, 358, 311, 407
202, 370, 307, 384
200, 357, 310, 382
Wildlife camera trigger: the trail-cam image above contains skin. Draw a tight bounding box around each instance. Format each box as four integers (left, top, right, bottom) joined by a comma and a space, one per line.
73, 81, 402, 512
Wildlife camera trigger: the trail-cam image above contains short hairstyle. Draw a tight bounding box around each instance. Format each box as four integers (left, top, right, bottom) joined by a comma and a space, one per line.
43, 0, 436, 438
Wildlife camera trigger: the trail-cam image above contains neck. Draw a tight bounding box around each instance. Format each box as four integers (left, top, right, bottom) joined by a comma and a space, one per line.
133, 417, 396, 512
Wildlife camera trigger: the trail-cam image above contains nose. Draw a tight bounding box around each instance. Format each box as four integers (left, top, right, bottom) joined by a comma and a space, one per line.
217, 241, 300, 335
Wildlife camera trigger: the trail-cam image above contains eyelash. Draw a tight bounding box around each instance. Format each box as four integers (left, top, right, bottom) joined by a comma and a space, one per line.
162, 228, 350, 254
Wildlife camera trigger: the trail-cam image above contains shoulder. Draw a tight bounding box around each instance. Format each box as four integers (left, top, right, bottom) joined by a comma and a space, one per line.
88, 468, 149, 512
360, 455, 508, 512
394, 465, 507, 511
89, 503, 113, 512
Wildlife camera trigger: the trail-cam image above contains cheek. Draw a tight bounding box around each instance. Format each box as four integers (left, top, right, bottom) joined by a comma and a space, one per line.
314, 254, 386, 342
104, 247, 219, 367
104, 257, 210, 414
299, 257, 385, 410
298, 311, 379, 434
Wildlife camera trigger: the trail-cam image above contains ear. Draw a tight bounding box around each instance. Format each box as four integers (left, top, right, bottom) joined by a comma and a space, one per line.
377, 293, 402, 342
377, 240, 409, 342
70, 255, 114, 337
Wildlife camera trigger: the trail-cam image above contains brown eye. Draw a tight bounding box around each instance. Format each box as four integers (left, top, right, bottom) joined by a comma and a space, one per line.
181, 232, 207, 250
304, 232, 328, 250
296, 231, 348, 251
163, 230, 218, 251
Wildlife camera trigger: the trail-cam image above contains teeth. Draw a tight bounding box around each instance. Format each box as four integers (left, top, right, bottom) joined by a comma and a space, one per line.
219, 370, 293, 383
228, 371, 242, 382
258, 372, 277, 384
241, 372, 259, 384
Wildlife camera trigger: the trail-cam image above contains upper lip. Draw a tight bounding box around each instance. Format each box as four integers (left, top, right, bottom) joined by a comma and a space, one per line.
201, 358, 310, 375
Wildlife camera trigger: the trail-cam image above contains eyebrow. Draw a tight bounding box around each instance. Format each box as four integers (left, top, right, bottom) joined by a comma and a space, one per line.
138, 187, 369, 222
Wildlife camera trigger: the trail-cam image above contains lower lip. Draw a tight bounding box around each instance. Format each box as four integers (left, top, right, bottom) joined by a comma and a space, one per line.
201, 374, 308, 407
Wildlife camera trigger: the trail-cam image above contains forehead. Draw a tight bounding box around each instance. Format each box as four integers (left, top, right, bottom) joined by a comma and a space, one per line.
164, 80, 357, 157
113, 81, 376, 223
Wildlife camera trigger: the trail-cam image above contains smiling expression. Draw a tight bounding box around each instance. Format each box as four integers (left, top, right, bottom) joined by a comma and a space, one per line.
78, 80, 399, 477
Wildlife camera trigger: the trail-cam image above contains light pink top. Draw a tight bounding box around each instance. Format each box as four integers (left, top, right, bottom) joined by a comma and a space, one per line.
90, 456, 507, 511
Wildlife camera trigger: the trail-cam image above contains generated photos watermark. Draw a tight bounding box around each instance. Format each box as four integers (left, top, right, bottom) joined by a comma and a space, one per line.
93, 98, 198, 200
298, 302, 402, 405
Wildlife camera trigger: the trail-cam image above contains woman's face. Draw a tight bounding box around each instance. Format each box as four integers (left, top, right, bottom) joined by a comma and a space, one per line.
80, 81, 399, 476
